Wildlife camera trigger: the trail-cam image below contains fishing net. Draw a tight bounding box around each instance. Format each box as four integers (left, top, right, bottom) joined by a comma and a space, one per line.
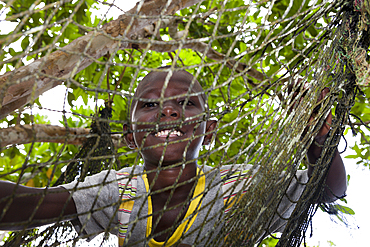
0, 0, 368, 246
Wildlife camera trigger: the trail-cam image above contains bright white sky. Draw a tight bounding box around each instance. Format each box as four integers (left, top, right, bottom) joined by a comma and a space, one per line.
1, 1, 370, 246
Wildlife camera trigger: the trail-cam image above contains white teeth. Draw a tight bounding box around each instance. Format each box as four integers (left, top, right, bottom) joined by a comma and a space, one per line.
155, 129, 183, 137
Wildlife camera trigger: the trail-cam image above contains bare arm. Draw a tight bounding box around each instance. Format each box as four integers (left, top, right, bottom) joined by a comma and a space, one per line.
307, 136, 347, 203
0, 180, 77, 230
306, 88, 347, 203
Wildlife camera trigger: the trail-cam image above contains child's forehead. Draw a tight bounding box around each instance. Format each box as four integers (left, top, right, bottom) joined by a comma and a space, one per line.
135, 71, 204, 96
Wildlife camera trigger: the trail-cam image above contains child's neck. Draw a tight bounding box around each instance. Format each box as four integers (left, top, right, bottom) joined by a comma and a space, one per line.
143, 162, 198, 242
144, 162, 197, 191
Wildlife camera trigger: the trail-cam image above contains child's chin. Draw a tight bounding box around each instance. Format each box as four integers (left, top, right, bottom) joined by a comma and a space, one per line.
143, 146, 197, 164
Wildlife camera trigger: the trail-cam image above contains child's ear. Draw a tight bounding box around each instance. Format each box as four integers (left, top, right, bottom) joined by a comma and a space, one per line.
123, 124, 136, 149
203, 120, 217, 145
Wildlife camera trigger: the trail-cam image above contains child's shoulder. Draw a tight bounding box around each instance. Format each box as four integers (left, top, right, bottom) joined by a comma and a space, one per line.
219, 163, 254, 172
115, 165, 144, 178
200, 163, 256, 179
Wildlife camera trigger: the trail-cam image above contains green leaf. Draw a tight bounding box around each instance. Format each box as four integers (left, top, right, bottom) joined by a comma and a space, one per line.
21, 36, 30, 50
334, 205, 355, 215
344, 154, 359, 159
67, 91, 76, 107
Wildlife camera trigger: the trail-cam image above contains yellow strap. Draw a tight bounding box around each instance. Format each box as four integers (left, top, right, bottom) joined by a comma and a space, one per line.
142, 167, 205, 247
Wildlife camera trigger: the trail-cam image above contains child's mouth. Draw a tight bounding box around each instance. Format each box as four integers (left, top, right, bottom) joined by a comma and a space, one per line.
154, 129, 183, 137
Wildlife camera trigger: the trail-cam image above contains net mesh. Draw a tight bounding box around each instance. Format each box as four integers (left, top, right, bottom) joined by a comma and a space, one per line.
0, 0, 367, 246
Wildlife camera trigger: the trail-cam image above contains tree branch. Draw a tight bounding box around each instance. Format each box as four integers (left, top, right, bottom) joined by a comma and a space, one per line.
0, 0, 204, 120
0, 124, 124, 148
350, 120, 370, 126
0, 0, 265, 121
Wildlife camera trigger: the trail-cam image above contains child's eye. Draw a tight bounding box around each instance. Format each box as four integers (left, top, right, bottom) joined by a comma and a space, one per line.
143, 102, 158, 108
179, 100, 194, 106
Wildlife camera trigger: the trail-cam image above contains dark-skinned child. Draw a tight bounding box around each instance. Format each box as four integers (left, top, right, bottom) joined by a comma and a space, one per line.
0, 69, 347, 246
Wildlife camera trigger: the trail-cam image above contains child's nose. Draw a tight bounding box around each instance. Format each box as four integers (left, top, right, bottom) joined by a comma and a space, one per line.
160, 105, 180, 119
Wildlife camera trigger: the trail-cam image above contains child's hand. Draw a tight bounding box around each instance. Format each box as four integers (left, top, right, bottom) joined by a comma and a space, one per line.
287, 80, 331, 139
307, 87, 332, 162
308, 87, 331, 139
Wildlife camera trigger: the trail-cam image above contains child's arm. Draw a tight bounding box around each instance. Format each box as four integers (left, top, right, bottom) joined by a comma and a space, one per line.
0, 180, 77, 230
306, 88, 347, 203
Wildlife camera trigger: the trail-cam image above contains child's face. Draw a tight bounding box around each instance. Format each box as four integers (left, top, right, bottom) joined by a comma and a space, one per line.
125, 71, 215, 167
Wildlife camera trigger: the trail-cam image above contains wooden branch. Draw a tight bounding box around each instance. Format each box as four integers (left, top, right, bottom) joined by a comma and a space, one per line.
0, 124, 124, 148
0, 0, 204, 120
0, 0, 265, 121
358, 129, 370, 145
350, 120, 370, 126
